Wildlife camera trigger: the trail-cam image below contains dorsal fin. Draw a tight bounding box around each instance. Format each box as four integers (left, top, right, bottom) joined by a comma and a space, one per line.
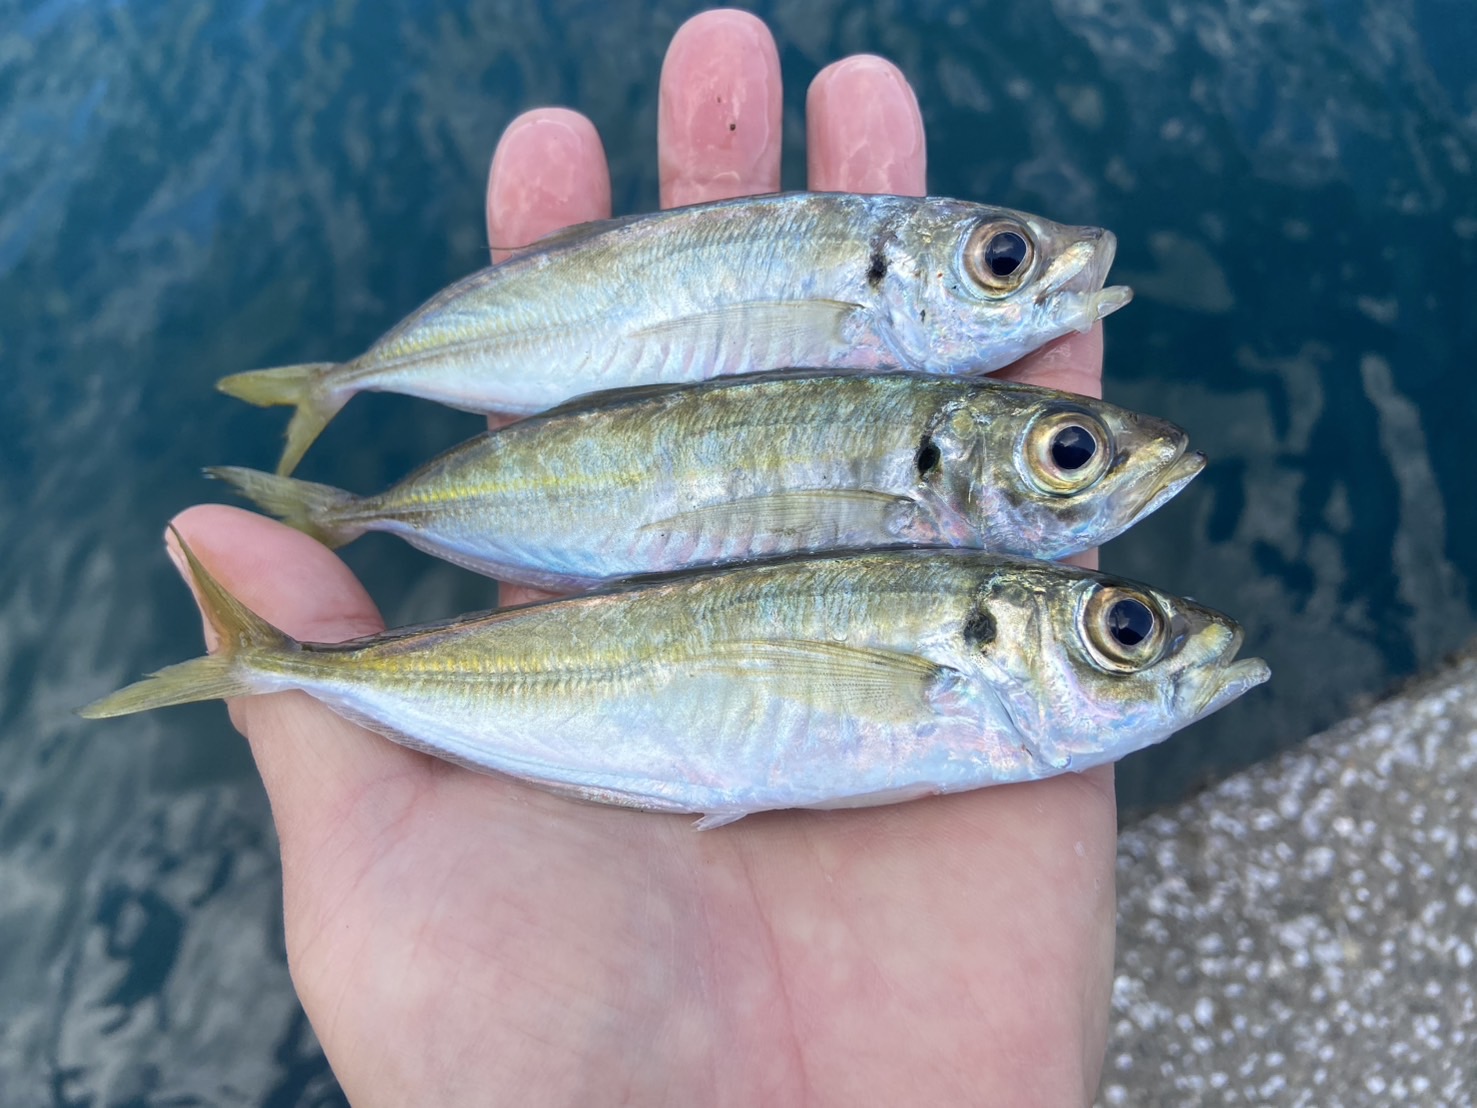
495, 212, 652, 260
533, 378, 721, 419
531, 366, 870, 421
493, 191, 809, 261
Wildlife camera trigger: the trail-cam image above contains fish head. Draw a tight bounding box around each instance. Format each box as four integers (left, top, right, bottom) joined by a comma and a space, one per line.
887, 200, 1132, 373
957, 564, 1268, 777
918, 385, 1204, 558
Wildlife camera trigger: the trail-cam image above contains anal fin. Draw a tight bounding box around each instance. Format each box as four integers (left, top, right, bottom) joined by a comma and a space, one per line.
693, 811, 749, 831
807, 784, 940, 811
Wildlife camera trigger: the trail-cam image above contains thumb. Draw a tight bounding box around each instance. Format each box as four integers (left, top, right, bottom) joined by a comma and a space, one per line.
165, 504, 428, 841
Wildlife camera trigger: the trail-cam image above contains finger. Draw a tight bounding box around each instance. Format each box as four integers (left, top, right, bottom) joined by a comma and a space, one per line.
487, 108, 611, 263
164, 505, 423, 835
806, 55, 926, 195
485, 108, 610, 436
658, 9, 782, 208
990, 325, 1104, 400
499, 583, 561, 608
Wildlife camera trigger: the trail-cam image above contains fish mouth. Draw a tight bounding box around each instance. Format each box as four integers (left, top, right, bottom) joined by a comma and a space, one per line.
1131, 447, 1207, 521
1191, 656, 1272, 722
1178, 624, 1271, 724
1044, 227, 1134, 330
1087, 285, 1134, 324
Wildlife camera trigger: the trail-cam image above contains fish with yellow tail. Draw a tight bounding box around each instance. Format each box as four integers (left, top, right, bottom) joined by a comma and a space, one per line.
81, 535, 1267, 828
217, 193, 1132, 474
209, 372, 1202, 590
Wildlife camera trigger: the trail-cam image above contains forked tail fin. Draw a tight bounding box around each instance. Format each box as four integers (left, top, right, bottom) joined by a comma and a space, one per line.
205, 466, 367, 550
79, 529, 296, 719
216, 362, 345, 475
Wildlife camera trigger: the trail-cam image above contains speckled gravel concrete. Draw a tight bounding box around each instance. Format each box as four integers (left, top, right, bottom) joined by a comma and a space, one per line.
1099, 645, 1477, 1107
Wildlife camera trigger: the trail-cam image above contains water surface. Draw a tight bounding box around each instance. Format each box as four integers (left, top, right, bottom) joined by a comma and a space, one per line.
3, 0, 1473, 1099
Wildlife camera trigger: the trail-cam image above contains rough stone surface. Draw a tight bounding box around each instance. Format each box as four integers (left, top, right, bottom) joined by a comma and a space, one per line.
1099, 646, 1477, 1106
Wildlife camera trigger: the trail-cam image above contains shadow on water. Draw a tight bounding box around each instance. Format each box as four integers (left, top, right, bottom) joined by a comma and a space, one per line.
2, 0, 1473, 1098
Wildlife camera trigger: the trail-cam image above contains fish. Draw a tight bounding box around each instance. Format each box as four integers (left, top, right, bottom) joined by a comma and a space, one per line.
207, 371, 1204, 590
217, 192, 1133, 474
81, 536, 1269, 828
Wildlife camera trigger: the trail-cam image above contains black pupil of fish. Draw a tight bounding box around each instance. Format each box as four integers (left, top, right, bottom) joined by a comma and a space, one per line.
1050, 425, 1097, 471
1107, 598, 1154, 648
985, 231, 1028, 277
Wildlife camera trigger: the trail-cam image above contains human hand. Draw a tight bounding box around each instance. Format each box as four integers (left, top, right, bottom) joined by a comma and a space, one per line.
173, 10, 1115, 1104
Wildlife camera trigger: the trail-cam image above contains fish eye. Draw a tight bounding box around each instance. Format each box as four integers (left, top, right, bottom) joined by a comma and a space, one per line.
964, 219, 1038, 296
1081, 585, 1168, 673
1022, 407, 1112, 494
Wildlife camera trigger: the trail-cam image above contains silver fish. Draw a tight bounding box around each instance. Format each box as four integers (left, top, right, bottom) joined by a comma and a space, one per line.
218, 193, 1132, 474
209, 372, 1203, 589
82, 538, 1268, 828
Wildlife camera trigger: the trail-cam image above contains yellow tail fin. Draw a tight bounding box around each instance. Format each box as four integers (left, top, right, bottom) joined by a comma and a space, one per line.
79, 530, 295, 719
205, 466, 365, 549
79, 655, 252, 718
216, 362, 345, 475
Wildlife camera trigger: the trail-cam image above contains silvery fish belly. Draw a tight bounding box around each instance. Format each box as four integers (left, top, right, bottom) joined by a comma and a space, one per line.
82, 541, 1269, 828
208, 372, 1204, 589
216, 192, 1133, 474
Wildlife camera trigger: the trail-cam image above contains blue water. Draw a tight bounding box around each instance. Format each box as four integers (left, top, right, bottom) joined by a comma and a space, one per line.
3, 0, 1474, 1099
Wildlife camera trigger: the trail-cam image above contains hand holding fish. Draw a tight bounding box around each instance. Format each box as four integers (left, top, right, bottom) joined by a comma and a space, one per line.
165, 12, 1118, 1104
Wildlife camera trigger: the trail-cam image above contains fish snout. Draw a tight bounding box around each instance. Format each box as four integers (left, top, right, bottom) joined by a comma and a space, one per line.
1129, 446, 1207, 520
1171, 617, 1270, 723
1063, 226, 1117, 291
1036, 226, 1131, 326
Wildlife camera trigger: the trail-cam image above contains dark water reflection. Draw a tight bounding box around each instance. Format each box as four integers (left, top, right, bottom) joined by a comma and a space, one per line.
3, 0, 1473, 1098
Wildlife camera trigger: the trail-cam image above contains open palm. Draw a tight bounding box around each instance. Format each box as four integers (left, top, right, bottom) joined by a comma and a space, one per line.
174, 12, 1116, 1105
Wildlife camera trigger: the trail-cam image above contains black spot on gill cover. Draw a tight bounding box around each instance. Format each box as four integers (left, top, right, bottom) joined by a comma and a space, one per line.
916, 436, 941, 475
963, 606, 997, 649
867, 247, 888, 286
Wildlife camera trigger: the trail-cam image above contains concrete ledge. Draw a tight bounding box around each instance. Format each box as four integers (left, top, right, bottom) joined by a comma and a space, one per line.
1099, 646, 1477, 1105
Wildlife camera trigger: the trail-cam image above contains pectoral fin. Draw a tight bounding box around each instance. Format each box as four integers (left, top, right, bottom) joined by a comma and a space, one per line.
641, 490, 913, 546
696, 640, 953, 723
